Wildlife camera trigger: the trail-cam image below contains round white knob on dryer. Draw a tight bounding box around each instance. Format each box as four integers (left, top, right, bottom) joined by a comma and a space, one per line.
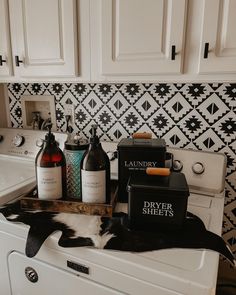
12, 134, 25, 147
192, 162, 205, 174
36, 139, 44, 148
173, 160, 183, 172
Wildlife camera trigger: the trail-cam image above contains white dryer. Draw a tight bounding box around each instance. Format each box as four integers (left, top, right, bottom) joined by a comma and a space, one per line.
0, 131, 228, 295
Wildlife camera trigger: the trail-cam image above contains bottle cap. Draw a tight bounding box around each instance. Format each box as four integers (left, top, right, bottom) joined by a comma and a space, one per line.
64, 134, 89, 151
45, 123, 55, 143
90, 125, 99, 144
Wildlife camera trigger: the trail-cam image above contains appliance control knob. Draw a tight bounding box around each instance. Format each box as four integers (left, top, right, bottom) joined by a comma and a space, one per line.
0, 135, 3, 142
192, 162, 205, 174
173, 160, 183, 172
25, 267, 38, 283
36, 138, 44, 148
12, 134, 25, 147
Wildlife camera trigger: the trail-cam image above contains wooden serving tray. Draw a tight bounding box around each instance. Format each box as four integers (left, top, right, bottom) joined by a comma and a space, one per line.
20, 180, 118, 217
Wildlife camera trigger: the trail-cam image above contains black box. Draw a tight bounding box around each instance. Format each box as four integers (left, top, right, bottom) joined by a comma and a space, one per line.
117, 138, 166, 202
127, 172, 189, 231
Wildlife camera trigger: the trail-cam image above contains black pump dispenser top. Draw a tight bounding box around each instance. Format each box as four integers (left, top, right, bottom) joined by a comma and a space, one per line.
90, 125, 99, 144
45, 124, 55, 143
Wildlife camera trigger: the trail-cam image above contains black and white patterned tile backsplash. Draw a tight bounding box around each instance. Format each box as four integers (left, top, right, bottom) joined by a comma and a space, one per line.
7, 82, 236, 254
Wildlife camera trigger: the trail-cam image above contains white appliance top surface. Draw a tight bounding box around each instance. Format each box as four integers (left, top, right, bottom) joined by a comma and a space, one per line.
0, 155, 35, 205
0, 156, 34, 193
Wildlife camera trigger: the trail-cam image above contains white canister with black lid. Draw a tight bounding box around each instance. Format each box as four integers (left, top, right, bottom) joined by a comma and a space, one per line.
64, 136, 89, 200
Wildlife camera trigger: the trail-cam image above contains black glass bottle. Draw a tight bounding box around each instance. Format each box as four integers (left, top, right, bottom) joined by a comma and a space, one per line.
80, 125, 110, 203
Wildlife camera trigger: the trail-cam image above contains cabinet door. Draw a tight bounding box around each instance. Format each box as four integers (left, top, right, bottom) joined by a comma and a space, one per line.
92, 0, 187, 79
0, 0, 13, 77
199, 0, 236, 73
8, 0, 78, 78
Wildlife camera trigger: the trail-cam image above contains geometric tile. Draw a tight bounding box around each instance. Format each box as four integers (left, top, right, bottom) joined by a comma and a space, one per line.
8, 83, 25, 99
227, 171, 236, 191
212, 111, 236, 144
82, 91, 103, 116
197, 93, 230, 124
69, 83, 91, 101
148, 83, 177, 105
178, 109, 208, 140
163, 125, 190, 148
55, 103, 66, 131
229, 140, 236, 154
147, 108, 174, 137
74, 104, 91, 131
107, 91, 130, 119
28, 83, 46, 95
48, 83, 68, 100
163, 92, 192, 122
81, 118, 98, 139
106, 121, 130, 141
94, 105, 116, 132
134, 92, 160, 120
60, 89, 80, 107
181, 83, 212, 107
8, 92, 19, 116
208, 83, 222, 91
9, 101, 23, 127
120, 83, 146, 104
219, 146, 236, 175
120, 106, 144, 134
193, 128, 225, 151
216, 83, 236, 108
222, 214, 235, 234
93, 83, 117, 103
225, 181, 236, 204
222, 229, 236, 254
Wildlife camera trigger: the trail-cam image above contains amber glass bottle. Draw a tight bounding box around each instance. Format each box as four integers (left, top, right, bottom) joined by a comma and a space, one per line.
35, 126, 66, 199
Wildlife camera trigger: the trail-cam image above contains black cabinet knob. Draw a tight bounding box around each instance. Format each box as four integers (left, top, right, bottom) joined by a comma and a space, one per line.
15, 55, 24, 67
171, 45, 176, 60
0, 55, 6, 66
204, 43, 209, 59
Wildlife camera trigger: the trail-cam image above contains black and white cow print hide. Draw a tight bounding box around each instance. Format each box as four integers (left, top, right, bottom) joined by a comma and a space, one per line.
0, 201, 235, 267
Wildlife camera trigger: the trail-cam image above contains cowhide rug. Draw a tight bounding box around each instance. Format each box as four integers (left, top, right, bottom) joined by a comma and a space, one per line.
0, 201, 235, 267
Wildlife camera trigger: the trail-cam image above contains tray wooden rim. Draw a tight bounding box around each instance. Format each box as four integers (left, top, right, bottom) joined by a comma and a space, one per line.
20, 184, 118, 218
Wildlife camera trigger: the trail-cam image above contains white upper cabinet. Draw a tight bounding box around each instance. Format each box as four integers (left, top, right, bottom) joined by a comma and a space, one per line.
0, 0, 13, 77
198, 0, 236, 74
91, 0, 187, 80
0, 0, 90, 81
1, 0, 236, 81
8, 0, 78, 78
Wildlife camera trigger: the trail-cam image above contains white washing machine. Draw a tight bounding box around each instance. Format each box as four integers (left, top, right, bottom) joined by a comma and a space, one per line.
0, 129, 228, 295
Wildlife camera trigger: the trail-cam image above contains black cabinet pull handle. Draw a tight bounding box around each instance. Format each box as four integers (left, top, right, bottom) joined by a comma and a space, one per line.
204, 43, 209, 59
0, 55, 7, 66
171, 45, 176, 60
15, 55, 23, 67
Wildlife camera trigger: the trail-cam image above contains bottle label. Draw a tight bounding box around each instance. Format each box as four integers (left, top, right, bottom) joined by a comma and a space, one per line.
81, 170, 106, 203
37, 167, 62, 199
